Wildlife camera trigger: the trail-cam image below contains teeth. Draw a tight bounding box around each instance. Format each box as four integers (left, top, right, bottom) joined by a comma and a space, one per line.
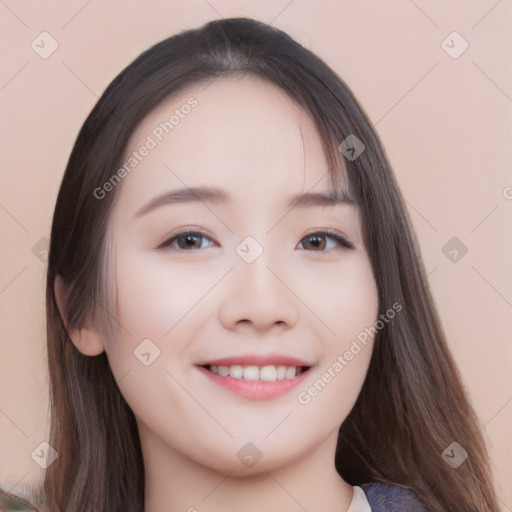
230, 365, 243, 379
276, 365, 287, 380
243, 366, 260, 381
285, 366, 297, 379
207, 364, 305, 381
259, 365, 277, 382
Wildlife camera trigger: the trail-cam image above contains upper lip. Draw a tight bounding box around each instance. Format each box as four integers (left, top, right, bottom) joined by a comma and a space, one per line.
198, 354, 314, 367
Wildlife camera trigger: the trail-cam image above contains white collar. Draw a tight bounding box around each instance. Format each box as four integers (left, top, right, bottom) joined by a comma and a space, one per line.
347, 485, 372, 512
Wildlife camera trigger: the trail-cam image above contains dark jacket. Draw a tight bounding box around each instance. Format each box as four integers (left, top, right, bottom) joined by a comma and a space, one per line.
361, 482, 427, 511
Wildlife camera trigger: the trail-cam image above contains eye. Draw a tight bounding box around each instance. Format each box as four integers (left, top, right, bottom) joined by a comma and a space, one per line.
297, 229, 354, 251
157, 230, 215, 250
157, 228, 354, 252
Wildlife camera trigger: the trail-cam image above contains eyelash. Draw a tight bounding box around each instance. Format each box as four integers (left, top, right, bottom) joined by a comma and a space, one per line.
157, 228, 354, 251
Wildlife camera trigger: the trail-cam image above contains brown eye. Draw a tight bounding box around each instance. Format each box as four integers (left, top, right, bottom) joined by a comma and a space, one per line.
297, 230, 354, 251
158, 231, 214, 250
301, 234, 327, 250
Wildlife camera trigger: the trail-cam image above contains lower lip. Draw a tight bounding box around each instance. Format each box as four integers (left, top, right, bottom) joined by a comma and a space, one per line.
197, 366, 310, 400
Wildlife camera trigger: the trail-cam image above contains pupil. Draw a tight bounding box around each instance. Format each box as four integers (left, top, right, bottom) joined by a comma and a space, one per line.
309, 235, 324, 249
180, 234, 199, 249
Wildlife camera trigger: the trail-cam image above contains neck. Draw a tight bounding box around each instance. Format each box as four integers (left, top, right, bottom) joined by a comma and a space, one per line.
140, 426, 353, 512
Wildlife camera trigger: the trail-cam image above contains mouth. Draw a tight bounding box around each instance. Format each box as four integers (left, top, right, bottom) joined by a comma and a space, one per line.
196, 355, 313, 400
202, 363, 310, 382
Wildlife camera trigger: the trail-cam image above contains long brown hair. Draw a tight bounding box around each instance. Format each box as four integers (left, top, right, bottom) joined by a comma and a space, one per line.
44, 17, 500, 511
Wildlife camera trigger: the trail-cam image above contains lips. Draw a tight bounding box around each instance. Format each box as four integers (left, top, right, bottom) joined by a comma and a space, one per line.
198, 354, 313, 367
196, 354, 313, 400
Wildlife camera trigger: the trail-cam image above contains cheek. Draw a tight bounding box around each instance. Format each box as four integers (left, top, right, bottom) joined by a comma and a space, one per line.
335, 256, 379, 343
114, 249, 225, 339
103, 248, 222, 382
295, 251, 379, 341
292, 253, 378, 424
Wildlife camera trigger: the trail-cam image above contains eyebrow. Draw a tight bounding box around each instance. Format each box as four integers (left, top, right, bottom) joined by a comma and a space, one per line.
135, 186, 356, 218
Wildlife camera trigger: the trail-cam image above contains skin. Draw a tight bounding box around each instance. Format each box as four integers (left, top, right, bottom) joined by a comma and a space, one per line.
58, 75, 379, 512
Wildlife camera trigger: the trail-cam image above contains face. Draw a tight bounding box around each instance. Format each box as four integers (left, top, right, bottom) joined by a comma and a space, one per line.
102, 75, 379, 474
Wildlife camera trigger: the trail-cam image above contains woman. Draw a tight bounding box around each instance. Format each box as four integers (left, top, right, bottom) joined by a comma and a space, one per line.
35, 17, 499, 511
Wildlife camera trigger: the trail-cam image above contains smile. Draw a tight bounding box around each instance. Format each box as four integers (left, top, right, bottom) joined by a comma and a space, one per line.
206, 364, 307, 381
197, 355, 313, 400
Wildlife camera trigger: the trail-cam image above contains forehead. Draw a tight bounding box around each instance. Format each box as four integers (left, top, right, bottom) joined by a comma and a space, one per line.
115, 75, 348, 216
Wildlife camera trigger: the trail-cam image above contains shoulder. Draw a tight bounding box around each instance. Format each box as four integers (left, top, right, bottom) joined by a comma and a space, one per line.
359, 482, 427, 512
0, 485, 43, 512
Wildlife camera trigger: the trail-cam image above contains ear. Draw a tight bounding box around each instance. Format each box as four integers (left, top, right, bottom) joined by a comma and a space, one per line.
54, 274, 105, 356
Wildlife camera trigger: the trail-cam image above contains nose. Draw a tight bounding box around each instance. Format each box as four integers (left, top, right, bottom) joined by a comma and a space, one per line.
218, 253, 299, 333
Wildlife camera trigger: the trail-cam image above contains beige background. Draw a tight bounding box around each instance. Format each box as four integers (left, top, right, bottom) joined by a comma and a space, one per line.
1, 0, 511, 509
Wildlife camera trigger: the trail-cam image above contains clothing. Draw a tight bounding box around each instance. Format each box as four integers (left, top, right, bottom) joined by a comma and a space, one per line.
0, 482, 425, 512
0, 488, 39, 511
358, 482, 426, 511
347, 486, 372, 511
